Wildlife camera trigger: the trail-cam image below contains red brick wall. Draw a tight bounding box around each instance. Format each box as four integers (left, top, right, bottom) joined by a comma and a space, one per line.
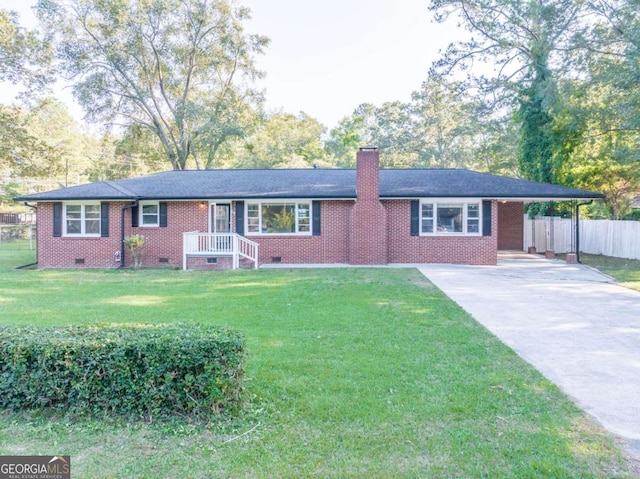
36, 197, 501, 269
348, 149, 388, 264
385, 200, 498, 265
132, 201, 209, 268
186, 256, 234, 270
497, 202, 524, 250
37, 202, 123, 268
248, 201, 351, 264
36, 201, 209, 269
355, 149, 380, 201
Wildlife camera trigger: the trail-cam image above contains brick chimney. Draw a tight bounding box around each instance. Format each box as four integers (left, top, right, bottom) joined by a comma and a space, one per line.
349, 147, 388, 264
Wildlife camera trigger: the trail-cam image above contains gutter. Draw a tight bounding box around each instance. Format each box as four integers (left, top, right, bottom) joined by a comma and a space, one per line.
575, 200, 593, 263
120, 201, 138, 268
15, 261, 38, 269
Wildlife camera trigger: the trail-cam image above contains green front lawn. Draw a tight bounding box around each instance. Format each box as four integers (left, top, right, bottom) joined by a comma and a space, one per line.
0, 241, 634, 478
577, 253, 640, 291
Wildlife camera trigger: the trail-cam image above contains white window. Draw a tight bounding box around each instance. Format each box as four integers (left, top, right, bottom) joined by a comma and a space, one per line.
139, 202, 159, 227
467, 203, 480, 233
64, 203, 100, 236
246, 201, 312, 235
420, 200, 481, 236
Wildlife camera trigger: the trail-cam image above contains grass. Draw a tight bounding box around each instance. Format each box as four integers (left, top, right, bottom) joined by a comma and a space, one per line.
0, 241, 636, 478
576, 253, 640, 291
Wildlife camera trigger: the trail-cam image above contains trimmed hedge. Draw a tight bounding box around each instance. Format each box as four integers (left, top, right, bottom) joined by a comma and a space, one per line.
0, 323, 246, 420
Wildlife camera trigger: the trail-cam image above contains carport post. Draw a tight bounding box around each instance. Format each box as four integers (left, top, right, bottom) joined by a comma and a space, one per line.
575, 200, 593, 263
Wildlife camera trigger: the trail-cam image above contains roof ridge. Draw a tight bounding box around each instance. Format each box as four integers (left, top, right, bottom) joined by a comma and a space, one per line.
171, 168, 351, 172
103, 181, 138, 198
381, 168, 466, 171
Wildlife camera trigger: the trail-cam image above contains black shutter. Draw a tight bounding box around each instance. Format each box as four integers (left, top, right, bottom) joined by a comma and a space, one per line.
235, 201, 245, 235
159, 202, 168, 227
312, 201, 321, 236
482, 200, 492, 237
131, 205, 139, 227
410, 200, 419, 236
100, 202, 109, 237
53, 202, 62, 237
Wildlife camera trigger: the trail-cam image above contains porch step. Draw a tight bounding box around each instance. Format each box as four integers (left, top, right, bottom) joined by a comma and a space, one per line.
183, 232, 258, 270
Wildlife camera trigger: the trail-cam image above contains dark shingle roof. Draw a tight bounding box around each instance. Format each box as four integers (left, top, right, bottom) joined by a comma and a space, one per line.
15, 168, 603, 202
379, 169, 602, 199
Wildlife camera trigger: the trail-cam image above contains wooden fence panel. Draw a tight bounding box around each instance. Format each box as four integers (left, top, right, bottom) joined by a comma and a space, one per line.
524, 216, 640, 260
0, 213, 36, 224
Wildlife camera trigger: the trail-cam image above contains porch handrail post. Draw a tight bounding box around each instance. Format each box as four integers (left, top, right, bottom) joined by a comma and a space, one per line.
233, 233, 239, 269
254, 243, 259, 269
182, 232, 188, 270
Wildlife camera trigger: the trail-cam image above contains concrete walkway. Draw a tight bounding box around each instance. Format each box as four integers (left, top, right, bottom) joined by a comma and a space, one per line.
417, 255, 640, 461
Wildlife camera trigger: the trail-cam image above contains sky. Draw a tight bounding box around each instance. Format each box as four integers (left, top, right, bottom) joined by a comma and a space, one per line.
0, 0, 462, 129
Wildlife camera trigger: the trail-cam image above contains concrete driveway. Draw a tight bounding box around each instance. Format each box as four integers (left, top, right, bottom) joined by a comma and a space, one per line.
417, 255, 640, 461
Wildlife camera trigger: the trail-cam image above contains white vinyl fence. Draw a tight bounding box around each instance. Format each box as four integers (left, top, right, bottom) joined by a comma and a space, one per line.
524, 216, 640, 260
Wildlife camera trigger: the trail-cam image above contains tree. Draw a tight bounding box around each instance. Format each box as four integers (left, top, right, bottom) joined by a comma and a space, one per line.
554, 78, 640, 219
325, 103, 415, 167
0, 103, 63, 178
369, 101, 418, 168
429, 0, 582, 105
409, 78, 479, 169
235, 112, 328, 168
516, 58, 556, 183
113, 126, 167, 175
0, 182, 21, 209
36, 0, 269, 170
473, 114, 520, 175
325, 80, 491, 171
428, 0, 585, 195
546, 0, 640, 218
1, 98, 101, 184
578, 0, 640, 147
84, 127, 165, 182
572, 160, 640, 219
31, 97, 96, 185
190, 93, 261, 169
0, 8, 52, 94
324, 114, 364, 167
325, 104, 377, 167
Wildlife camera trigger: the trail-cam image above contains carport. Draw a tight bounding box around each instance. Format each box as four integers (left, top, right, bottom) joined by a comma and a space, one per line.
495, 195, 603, 262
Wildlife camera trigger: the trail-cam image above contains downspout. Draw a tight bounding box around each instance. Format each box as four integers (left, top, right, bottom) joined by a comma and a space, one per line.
120, 201, 138, 268
16, 202, 38, 269
575, 200, 593, 263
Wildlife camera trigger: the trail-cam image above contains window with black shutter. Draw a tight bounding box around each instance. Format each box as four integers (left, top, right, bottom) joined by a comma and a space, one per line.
312, 201, 321, 236
235, 201, 245, 235
159, 202, 167, 227
101, 202, 109, 237
53, 202, 62, 237
410, 200, 419, 236
482, 200, 492, 236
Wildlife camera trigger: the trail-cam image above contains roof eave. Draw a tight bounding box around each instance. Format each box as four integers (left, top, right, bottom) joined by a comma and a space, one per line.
380, 194, 605, 201
13, 196, 137, 202
499, 195, 605, 202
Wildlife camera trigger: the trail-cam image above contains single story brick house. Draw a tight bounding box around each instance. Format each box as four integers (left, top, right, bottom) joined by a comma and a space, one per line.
15, 148, 602, 270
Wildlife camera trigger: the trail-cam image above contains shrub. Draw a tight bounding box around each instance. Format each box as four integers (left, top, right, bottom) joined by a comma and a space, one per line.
124, 234, 145, 269
0, 323, 246, 421
0, 224, 34, 241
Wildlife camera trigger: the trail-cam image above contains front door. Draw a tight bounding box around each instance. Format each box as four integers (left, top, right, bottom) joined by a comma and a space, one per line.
210, 203, 232, 252
211, 203, 231, 233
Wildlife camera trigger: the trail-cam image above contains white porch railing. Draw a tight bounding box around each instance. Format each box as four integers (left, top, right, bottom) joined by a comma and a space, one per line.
182, 232, 259, 270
